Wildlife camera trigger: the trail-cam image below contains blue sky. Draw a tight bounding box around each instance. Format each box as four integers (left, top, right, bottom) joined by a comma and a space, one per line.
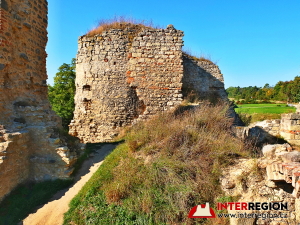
46, 0, 300, 88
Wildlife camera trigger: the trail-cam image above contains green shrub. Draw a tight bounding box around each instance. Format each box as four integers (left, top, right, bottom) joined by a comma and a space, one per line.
237, 112, 252, 126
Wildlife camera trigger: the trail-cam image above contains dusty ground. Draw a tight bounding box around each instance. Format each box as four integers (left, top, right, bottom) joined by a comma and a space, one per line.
22, 143, 116, 225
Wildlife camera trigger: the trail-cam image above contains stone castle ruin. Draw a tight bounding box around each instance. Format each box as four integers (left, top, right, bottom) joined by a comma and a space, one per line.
0, 0, 79, 201
0, 0, 226, 201
69, 24, 227, 143
3, 1, 300, 223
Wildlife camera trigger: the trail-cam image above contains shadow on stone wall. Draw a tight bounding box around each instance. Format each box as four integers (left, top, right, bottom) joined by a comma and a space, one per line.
233, 125, 287, 151
182, 55, 227, 102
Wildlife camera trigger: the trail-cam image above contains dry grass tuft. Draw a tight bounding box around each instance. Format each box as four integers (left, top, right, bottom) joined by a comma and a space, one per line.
106, 101, 253, 223
183, 52, 215, 64
86, 16, 159, 36
197, 56, 215, 63
65, 101, 255, 225
182, 48, 215, 64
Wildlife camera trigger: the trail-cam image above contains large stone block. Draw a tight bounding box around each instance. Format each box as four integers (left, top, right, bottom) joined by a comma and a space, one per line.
290, 125, 300, 131
290, 114, 300, 120
266, 164, 285, 181
288, 140, 300, 146
281, 151, 300, 163
262, 145, 277, 159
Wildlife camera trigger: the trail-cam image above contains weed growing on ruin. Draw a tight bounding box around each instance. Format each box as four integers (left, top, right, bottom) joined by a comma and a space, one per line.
64, 102, 254, 225
87, 16, 160, 36
182, 48, 215, 64
237, 112, 252, 126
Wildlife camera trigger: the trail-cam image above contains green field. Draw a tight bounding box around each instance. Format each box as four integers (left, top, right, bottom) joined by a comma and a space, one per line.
235, 104, 296, 114
234, 104, 296, 124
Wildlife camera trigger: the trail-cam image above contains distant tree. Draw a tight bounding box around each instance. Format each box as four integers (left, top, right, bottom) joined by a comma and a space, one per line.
290, 76, 300, 102
226, 86, 238, 98
48, 59, 76, 129
273, 81, 286, 101
226, 75, 300, 103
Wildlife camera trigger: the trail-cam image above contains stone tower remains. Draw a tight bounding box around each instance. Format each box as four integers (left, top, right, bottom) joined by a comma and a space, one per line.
69, 24, 227, 143
0, 0, 78, 201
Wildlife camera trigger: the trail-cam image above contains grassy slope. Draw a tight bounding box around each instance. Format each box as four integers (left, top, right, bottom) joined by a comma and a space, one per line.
0, 141, 97, 225
64, 102, 254, 225
0, 179, 72, 225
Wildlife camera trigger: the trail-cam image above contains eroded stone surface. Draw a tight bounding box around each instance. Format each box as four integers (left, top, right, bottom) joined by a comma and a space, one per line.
233, 111, 300, 147
280, 113, 300, 146
221, 144, 300, 224
221, 159, 297, 224
69, 25, 226, 143
0, 0, 80, 201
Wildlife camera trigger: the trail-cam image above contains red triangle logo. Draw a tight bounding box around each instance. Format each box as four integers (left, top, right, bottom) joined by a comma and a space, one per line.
188, 203, 216, 218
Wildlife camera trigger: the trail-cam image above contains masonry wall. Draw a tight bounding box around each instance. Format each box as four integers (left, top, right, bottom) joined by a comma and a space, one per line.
280, 113, 300, 145
69, 25, 227, 143
182, 55, 227, 100
248, 112, 300, 145
69, 25, 184, 143
249, 119, 281, 137
0, 0, 78, 201
234, 112, 300, 146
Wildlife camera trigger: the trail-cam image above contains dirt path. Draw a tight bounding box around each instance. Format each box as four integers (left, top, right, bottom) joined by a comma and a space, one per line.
22, 143, 116, 225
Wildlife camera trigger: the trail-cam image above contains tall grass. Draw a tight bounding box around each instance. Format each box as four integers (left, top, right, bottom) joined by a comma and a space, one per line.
182, 48, 215, 64
64, 102, 254, 225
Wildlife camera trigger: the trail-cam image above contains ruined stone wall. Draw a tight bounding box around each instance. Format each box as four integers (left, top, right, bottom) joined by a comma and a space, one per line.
280, 113, 300, 146
0, 0, 78, 201
69, 25, 184, 143
248, 113, 300, 145
0, 0, 49, 125
69, 25, 228, 143
234, 111, 300, 147
182, 55, 227, 100
249, 119, 281, 137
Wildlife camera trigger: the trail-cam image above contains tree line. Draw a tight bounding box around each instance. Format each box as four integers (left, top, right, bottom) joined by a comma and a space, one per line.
48, 59, 76, 129
226, 76, 300, 103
